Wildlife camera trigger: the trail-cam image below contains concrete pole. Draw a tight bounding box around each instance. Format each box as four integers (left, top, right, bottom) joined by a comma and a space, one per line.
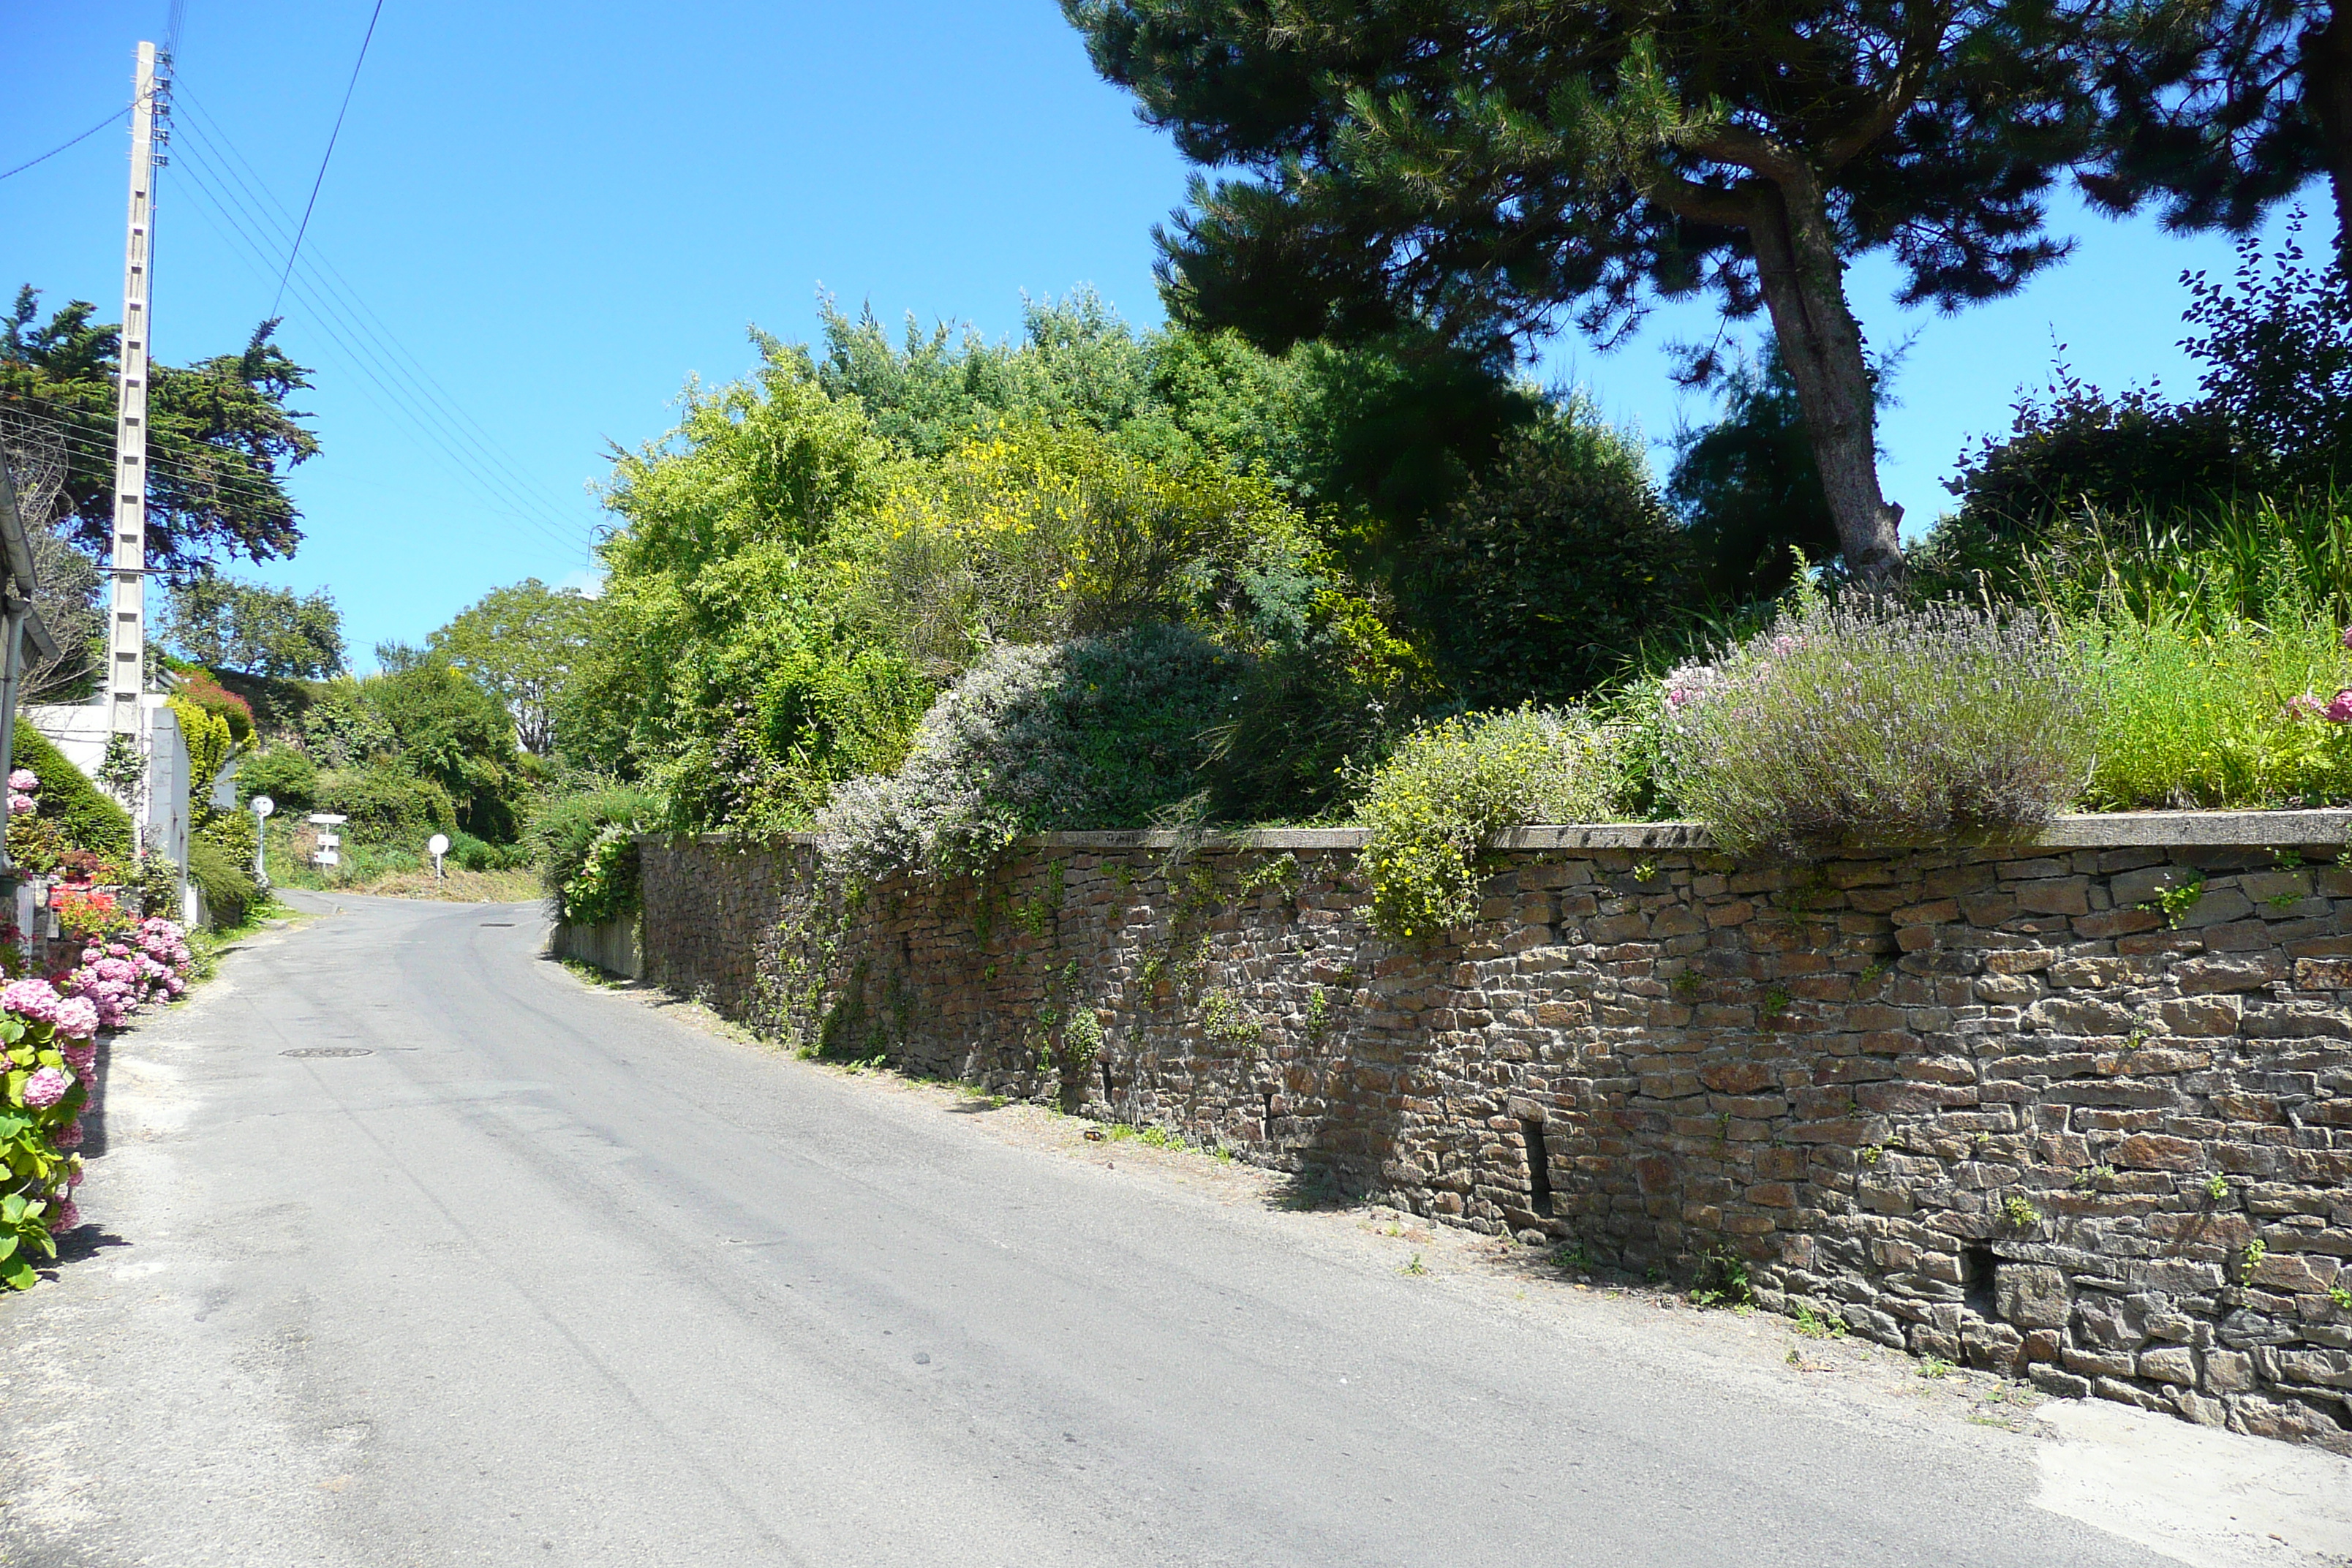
106, 42, 167, 742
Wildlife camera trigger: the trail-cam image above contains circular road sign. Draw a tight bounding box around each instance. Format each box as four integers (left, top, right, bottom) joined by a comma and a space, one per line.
252, 795, 275, 818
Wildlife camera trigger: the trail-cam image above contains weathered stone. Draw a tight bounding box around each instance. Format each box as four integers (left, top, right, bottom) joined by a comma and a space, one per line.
1995, 1264, 2070, 1329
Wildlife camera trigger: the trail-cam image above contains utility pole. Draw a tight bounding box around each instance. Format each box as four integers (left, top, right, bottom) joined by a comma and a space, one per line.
107, 41, 170, 741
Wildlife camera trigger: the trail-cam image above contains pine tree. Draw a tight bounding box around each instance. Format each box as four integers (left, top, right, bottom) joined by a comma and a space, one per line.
2081, 1, 2349, 249
1066, 0, 2112, 581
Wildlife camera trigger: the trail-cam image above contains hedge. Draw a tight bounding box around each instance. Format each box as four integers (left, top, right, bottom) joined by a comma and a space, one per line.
12, 720, 135, 862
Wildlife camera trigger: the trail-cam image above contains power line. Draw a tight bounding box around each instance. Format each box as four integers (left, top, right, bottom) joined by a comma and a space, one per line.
0, 102, 133, 184
274, 0, 385, 320
168, 100, 599, 553
177, 96, 595, 543
167, 137, 597, 557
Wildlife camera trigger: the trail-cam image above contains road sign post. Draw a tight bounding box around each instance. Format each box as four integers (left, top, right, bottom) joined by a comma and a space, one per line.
307, 812, 347, 871
428, 832, 450, 880
252, 794, 274, 887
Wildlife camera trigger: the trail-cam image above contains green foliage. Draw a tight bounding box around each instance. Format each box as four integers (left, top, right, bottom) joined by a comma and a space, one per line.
187, 837, 259, 929
1689, 1248, 1754, 1310
314, 766, 455, 844
3, 287, 317, 571
445, 830, 525, 872
2239, 1235, 2268, 1284
2002, 1194, 2043, 1229
197, 808, 260, 881
163, 575, 344, 678
237, 745, 317, 809
363, 657, 525, 841
428, 577, 595, 755
173, 668, 255, 745
10, 720, 132, 862
1402, 400, 1698, 707
167, 694, 233, 807
560, 826, 641, 925
2074, 601, 2352, 809
818, 625, 1248, 884
1354, 706, 1620, 940
1661, 596, 2092, 859
531, 784, 660, 913
1667, 347, 1846, 601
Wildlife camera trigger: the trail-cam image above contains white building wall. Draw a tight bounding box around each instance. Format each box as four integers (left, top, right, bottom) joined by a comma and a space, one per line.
24, 698, 193, 914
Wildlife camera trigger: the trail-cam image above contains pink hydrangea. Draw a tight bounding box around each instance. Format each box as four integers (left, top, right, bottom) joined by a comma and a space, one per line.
51, 995, 98, 1039
59, 1041, 95, 1073
23, 1066, 72, 1108
52, 1199, 79, 1230
7, 793, 33, 815
7, 769, 36, 794
2328, 690, 2352, 725
51, 1118, 83, 1150
1, 977, 63, 1023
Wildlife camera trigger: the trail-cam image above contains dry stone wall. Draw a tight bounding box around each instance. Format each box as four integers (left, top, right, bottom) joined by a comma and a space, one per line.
638, 815, 2352, 1454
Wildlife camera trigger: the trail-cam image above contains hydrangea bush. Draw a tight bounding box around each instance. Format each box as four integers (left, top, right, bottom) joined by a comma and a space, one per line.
0, 976, 99, 1289
66, 917, 192, 1030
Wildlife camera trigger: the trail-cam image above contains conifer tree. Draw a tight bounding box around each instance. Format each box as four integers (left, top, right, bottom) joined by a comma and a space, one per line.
1066, 1, 2111, 580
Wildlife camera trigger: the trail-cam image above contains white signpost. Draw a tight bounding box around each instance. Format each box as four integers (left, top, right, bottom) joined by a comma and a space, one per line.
428, 832, 451, 880
308, 812, 346, 870
251, 794, 274, 887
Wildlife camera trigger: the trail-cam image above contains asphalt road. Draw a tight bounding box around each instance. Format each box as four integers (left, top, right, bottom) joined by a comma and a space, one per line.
0, 893, 2340, 1567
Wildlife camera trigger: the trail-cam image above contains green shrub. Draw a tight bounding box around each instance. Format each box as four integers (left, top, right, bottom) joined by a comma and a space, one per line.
559, 826, 641, 924
197, 809, 260, 878
531, 784, 660, 912
817, 624, 1247, 884
1663, 596, 2091, 859
2074, 602, 2352, 808
186, 837, 258, 929
314, 766, 455, 845
1402, 400, 1699, 707
237, 745, 317, 809
11, 720, 134, 862
1354, 706, 1620, 940
446, 829, 524, 872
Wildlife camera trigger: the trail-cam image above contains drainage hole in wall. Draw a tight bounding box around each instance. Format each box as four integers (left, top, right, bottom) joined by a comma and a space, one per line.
1099, 1058, 1114, 1104
1961, 1243, 1999, 1319
1522, 1118, 1554, 1216
1263, 1088, 1278, 1137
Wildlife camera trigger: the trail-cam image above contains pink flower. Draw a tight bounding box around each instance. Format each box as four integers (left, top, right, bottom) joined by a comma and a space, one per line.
52, 1199, 79, 1230
51, 996, 100, 1039
59, 1042, 95, 1073
7, 794, 33, 815
6, 769, 35, 794
23, 1066, 72, 1108
2326, 690, 2352, 724
0, 977, 62, 1022
51, 1118, 83, 1149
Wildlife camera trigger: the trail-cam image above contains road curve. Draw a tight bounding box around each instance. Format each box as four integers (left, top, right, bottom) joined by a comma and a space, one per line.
0, 893, 2252, 1566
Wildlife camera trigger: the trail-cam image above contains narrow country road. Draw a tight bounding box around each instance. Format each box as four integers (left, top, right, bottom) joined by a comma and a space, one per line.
2, 894, 2346, 1567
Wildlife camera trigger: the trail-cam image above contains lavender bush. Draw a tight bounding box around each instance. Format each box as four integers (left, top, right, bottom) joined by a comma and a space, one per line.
1662, 597, 2091, 858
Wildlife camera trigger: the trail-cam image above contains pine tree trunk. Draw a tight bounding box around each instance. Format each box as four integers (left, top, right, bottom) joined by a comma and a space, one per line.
2304, 2, 2352, 255
1744, 176, 1906, 584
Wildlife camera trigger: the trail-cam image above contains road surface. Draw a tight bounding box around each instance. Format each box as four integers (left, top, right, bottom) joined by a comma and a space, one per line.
1, 892, 2345, 1567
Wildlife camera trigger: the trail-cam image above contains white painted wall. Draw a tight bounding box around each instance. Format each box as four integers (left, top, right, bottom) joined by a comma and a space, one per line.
24, 698, 193, 919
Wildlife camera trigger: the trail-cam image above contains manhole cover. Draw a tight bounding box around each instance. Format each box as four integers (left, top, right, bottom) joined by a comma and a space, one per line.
282, 1047, 373, 1058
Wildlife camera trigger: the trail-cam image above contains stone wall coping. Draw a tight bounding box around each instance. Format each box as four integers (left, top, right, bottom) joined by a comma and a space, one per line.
640, 808, 2352, 856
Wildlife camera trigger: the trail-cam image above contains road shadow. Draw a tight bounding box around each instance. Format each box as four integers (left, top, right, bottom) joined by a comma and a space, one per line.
42, 1226, 129, 1278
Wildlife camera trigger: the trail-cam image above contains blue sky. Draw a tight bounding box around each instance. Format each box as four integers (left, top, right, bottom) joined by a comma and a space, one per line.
1, 1, 2316, 668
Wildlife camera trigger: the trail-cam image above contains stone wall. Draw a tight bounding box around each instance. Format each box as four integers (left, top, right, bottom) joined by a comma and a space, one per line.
638, 815, 2352, 1454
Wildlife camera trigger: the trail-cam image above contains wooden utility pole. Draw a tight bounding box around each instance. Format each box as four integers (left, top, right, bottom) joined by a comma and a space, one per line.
107, 41, 169, 739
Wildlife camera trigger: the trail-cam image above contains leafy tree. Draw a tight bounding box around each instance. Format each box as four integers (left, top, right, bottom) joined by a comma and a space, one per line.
2081, 0, 2349, 248
1667, 347, 1848, 601
363, 658, 525, 842
163, 575, 344, 679
426, 578, 595, 755
1403, 399, 1697, 706
1, 288, 318, 572
1066, 0, 2113, 583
